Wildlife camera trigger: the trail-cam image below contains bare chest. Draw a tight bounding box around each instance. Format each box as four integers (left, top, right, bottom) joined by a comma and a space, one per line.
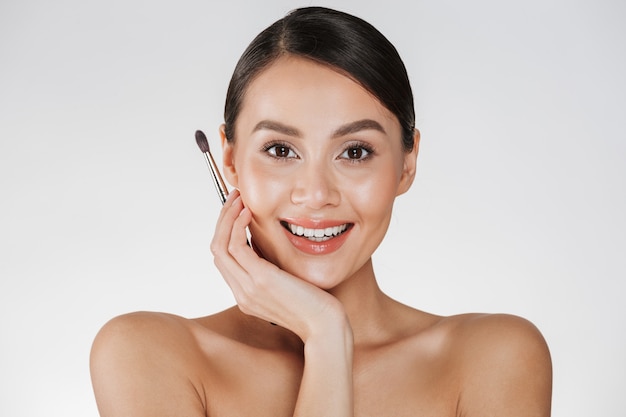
202, 345, 458, 417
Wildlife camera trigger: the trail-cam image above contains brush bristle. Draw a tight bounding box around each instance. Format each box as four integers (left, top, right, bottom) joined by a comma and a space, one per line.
195, 130, 210, 153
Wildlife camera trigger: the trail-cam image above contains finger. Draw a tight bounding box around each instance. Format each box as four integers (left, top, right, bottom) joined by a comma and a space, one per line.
210, 192, 244, 257
225, 206, 273, 286
227, 206, 277, 273
210, 193, 255, 295
213, 197, 277, 313
213, 188, 240, 228
228, 206, 252, 255
222, 206, 289, 321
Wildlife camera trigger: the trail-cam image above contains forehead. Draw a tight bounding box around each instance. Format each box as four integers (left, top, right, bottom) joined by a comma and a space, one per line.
236, 56, 400, 137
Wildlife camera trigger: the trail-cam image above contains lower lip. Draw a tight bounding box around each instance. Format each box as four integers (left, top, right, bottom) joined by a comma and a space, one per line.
282, 226, 352, 255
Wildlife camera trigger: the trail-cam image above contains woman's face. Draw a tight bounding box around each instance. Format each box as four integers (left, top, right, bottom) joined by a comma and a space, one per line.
222, 56, 417, 289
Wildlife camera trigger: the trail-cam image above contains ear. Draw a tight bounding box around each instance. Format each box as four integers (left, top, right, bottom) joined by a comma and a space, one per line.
219, 124, 239, 188
396, 128, 420, 196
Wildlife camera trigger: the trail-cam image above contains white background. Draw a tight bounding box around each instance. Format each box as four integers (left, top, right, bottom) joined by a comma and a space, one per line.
1, 1, 624, 415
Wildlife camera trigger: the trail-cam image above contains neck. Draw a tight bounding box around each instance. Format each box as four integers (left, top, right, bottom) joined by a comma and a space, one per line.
327, 258, 400, 347
231, 257, 407, 351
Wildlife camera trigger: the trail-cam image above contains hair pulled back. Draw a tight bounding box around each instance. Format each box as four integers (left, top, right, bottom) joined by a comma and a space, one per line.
224, 6, 415, 151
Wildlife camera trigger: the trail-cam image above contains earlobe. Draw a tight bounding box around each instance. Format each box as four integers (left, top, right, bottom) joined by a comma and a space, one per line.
219, 124, 238, 188
396, 129, 420, 196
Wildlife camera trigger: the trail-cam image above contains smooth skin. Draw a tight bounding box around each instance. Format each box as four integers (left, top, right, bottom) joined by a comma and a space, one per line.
90, 56, 552, 416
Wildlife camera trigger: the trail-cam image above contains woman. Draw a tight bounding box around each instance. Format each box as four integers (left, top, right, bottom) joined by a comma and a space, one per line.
90, 7, 552, 416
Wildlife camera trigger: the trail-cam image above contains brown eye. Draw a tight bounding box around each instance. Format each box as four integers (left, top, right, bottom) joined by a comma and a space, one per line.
347, 147, 363, 159
265, 143, 297, 159
274, 146, 290, 157
340, 145, 371, 161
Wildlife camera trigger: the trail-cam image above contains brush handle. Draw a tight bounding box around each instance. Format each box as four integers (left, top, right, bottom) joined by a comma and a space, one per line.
203, 151, 229, 205
201, 147, 250, 247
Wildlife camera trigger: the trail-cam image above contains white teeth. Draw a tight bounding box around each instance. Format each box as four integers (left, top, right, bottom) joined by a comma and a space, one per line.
286, 223, 349, 240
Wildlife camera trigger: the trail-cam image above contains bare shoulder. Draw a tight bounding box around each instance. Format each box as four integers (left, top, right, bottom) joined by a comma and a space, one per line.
90, 311, 210, 417
446, 313, 551, 356
445, 313, 552, 417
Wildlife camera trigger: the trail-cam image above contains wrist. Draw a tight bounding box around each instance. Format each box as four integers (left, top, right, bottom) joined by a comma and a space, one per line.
303, 310, 353, 355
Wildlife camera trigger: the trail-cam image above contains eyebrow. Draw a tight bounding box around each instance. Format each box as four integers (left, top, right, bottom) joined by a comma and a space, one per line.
252, 119, 386, 138
252, 120, 302, 137
331, 119, 386, 138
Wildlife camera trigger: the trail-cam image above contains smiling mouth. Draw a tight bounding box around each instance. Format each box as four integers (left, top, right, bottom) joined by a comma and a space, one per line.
280, 221, 353, 242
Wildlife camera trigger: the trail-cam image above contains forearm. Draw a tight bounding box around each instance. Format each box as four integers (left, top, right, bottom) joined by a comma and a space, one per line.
293, 320, 354, 417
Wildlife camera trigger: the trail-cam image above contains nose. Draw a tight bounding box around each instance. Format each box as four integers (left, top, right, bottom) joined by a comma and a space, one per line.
290, 162, 341, 209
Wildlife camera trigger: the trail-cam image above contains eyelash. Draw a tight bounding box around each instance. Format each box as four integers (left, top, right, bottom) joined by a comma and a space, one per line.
261, 141, 297, 160
261, 140, 375, 163
339, 141, 375, 163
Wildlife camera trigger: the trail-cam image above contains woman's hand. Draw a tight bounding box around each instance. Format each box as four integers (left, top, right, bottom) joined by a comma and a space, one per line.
211, 190, 355, 415
210, 190, 349, 342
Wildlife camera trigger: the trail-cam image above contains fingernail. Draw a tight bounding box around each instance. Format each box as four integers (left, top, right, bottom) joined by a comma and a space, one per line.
225, 190, 238, 203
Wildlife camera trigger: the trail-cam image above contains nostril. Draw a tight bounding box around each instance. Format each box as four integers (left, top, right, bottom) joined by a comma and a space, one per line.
290, 172, 341, 208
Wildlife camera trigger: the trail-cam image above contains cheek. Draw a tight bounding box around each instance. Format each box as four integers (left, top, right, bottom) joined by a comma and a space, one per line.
351, 167, 401, 252
348, 163, 401, 214
236, 164, 286, 219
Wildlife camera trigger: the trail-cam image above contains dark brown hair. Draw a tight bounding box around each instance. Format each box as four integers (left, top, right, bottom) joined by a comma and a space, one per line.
224, 6, 415, 151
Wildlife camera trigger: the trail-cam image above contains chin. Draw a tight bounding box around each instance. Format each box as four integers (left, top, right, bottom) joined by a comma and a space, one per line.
283, 256, 365, 291
250, 231, 372, 290
298, 272, 344, 290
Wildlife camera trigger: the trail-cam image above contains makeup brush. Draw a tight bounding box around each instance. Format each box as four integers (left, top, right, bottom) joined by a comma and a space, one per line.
195, 129, 229, 204
195, 129, 253, 251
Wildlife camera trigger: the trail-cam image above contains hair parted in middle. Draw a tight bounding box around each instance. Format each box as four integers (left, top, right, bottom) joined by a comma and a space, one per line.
223, 6, 416, 152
